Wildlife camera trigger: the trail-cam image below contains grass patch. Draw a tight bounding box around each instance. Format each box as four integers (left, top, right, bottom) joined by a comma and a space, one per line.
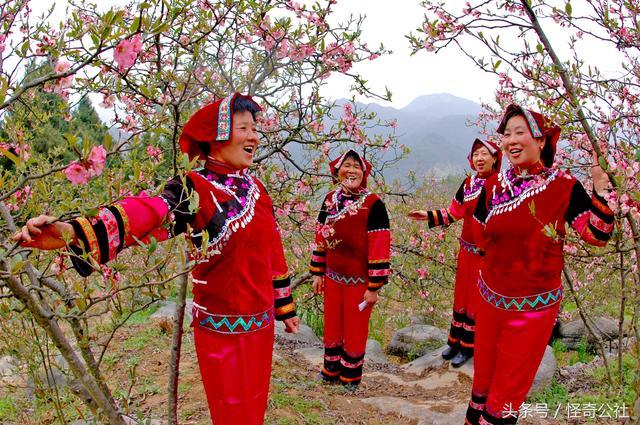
0, 394, 18, 422
122, 327, 164, 351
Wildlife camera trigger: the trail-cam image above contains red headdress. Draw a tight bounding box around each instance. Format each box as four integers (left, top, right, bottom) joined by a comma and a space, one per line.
329, 150, 371, 189
179, 92, 262, 161
497, 104, 561, 167
468, 138, 503, 172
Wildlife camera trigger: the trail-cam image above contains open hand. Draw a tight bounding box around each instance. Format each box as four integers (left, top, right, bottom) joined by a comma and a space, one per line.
11, 215, 75, 250
283, 316, 300, 333
407, 210, 428, 221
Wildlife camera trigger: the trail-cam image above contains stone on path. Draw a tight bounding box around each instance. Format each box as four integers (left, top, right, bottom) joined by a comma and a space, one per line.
361, 396, 466, 425
558, 317, 619, 350
274, 322, 321, 345
529, 345, 557, 395
149, 299, 194, 322
387, 325, 447, 358
401, 345, 448, 375
365, 339, 388, 364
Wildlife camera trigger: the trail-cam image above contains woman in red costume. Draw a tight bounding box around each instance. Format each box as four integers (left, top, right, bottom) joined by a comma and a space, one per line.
13, 93, 300, 425
408, 138, 502, 367
465, 105, 613, 425
309, 150, 391, 388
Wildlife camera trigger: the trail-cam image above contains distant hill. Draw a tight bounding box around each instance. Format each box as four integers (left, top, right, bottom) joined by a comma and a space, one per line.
333, 93, 488, 181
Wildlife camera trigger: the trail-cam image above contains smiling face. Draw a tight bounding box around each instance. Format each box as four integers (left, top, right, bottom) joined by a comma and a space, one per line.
472, 145, 496, 177
502, 115, 545, 169
337, 156, 364, 191
209, 110, 259, 170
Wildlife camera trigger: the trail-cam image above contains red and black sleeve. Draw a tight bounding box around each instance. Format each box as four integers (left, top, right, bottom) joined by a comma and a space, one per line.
367, 198, 391, 291
68, 175, 195, 276
566, 181, 614, 247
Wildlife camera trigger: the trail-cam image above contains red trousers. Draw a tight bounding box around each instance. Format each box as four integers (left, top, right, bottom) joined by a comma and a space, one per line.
321, 277, 372, 385
194, 324, 274, 424
466, 298, 560, 424
448, 248, 481, 355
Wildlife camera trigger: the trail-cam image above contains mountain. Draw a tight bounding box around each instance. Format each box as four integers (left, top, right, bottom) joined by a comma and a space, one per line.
337, 93, 488, 181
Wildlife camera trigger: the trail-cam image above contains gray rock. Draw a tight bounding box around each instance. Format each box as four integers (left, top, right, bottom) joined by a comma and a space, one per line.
529, 345, 557, 395
361, 396, 466, 425
294, 347, 324, 368
365, 339, 388, 364
387, 325, 447, 358
275, 322, 321, 346
559, 317, 619, 350
402, 345, 448, 374
149, 299, 193, 322
0, 356, 23, 386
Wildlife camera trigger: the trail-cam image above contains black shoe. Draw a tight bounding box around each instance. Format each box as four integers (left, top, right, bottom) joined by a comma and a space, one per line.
450, 352, 472, 368
317, 372, 339, 384
441, 345, 459, 360
341, 382, 359, 393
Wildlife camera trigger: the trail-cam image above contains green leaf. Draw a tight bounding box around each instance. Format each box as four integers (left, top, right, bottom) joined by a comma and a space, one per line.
536, 43, 544, 54
598, 155, 608, 170
0, 148, 21, 166
103, 132, 113, 151
528, 200, 536, 217
565, 2, 572, 16
493, 60, 502, 71
148, 236, 158, 255
130, 17, 141, 32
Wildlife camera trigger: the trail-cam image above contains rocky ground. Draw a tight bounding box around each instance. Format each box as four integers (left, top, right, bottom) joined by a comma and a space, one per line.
0, 300, 632, 424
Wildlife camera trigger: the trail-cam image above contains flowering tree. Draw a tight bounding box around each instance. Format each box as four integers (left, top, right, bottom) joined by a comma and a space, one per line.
0, 0, 402, 422
408, 0, 640, 419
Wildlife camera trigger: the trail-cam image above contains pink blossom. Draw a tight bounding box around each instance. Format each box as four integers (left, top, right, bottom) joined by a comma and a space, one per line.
65, 162, 90, 185
417, 267, 428, 279
54, 60, 71, 74
114, 35, 143, 72
99, 93, 116, 108
0, 34, 5, 54
88, 145, 107, 176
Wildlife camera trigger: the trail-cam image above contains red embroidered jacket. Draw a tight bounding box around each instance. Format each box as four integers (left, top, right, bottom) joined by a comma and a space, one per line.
68, 164, 295, 322
424, 174, 486, 252
473, 166, 614, 308
310, 188, 391, 291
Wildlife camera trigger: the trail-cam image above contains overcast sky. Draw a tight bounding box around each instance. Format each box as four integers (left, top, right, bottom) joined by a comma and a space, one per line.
323, 0, 499, 108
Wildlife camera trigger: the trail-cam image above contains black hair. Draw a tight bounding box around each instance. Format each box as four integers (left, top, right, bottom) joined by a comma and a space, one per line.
233, 96, 261, 120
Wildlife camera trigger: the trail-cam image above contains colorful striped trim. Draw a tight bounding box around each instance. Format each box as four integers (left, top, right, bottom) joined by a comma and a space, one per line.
112, 203, 131, 245
368, 281, 385, 290
522, 107, 543, 138
275, 303, 295, 316
368, 268, 390, 277
273, 287, 292, 298
477, 273, 562, 311
369, 258, 390, 264
459, 237, 482, 255
341, 357, 365, 368
98, 208, 120, 261
215, 94, 233, 140
273, 272, 289, 281
590, 211, 614, 233
75, 217, 100, 262
321, 367, 340, 377
195, 306, 273, 334
326, 268, 366, 285
339, 375, 361, 383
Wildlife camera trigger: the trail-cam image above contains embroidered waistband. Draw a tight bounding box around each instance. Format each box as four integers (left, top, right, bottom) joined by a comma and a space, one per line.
193, 305, 274, 334
459, 238, 483, 255
326, 268, 366, 285
477, 273, 563, 311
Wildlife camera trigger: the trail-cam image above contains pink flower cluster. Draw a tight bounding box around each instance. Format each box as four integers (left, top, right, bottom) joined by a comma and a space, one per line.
7, 185, 32, 212
52, 60, 74, 97
146, 145, 163, 164
322, 41, 355, 73
114, 34, 143, 72
65, 145, 107, 185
